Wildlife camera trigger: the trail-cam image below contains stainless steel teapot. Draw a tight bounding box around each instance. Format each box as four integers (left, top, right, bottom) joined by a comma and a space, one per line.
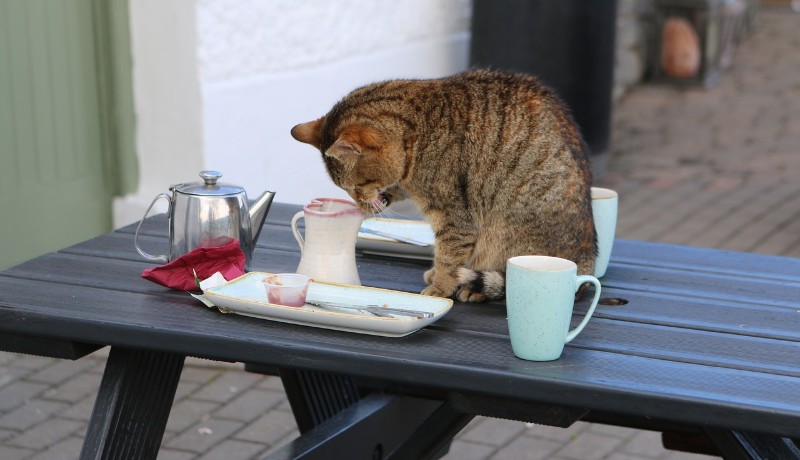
134, 171, 275, 271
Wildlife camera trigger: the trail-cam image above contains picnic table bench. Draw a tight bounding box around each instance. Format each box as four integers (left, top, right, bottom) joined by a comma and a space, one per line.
0, 202, 799, 459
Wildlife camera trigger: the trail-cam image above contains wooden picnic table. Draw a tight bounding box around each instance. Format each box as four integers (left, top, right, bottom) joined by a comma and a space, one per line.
0, 202, 799, 459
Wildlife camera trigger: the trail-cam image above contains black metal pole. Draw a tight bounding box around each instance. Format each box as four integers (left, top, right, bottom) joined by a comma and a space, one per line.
470, 0, 618, 162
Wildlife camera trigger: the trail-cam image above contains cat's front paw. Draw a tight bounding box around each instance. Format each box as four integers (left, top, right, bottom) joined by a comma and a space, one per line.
423, 268, 435, 285
421, 283, 454, 298
457, 289, 486, 303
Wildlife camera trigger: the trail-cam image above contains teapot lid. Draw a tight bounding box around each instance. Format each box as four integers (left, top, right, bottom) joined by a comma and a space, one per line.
173, 171, 244, 196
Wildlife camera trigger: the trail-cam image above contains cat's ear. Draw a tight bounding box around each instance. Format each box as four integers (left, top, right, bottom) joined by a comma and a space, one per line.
324, 126, 381, 160
290, 117, 324, 149
324, 138, 362, 159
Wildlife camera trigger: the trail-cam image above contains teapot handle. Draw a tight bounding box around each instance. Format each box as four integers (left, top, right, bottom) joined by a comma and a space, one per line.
291, 211, 305, 255
134, 193, 171, 263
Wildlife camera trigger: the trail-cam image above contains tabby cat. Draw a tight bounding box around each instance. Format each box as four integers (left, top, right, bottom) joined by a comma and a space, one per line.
291, 69, 596, 302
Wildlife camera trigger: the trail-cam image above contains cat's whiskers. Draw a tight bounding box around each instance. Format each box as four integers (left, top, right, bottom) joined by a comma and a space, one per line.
370, 197, 388, 214
376, 206, 410, 220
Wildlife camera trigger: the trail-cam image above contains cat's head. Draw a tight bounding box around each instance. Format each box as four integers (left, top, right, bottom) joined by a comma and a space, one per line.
291, 115, 409, 214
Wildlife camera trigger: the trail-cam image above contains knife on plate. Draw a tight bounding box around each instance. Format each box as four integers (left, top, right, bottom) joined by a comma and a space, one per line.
305, 299, 434, 319
358, 227, 431, 247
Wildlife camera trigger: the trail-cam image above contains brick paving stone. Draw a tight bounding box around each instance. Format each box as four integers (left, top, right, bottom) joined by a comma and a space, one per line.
691, 181, 797, 248
232, 409, 298, 447
165, 419, 244, 454
58, 394, 95, 421
7, 418, 84, 450
41, 371, 102, 404
213, 387, 286, 423
156, 448, 197, 460
657, 182, 774, 247
255, 374, 285, 391
196, 439, 266, 460
441, 439, 496, 460
0, 381, 49, 412
0, 353, 15, 366
0, 366, 29, 389
0, 428, 14, 443
458, 417, 527, 447
259, 431, 303, 457
173, 380, 202, 401
274, 397, 294, 412
554, 431, 626, 460
4, 354, 56, 371
26, 358, 96, 385
0, 445, 35, 460
488, 436, 562, 460
618, 429, 666, 458
624, 185, 716, 242
605, 453, 658, 460
183, 357, 242, 370
587, 423, 642, 440
28, 436, 84, 460
620, 183, 707, 241
179, 366, 223, 384
647, 189, 728, 243
190, 371, 263, 404
0, 400, 69, 430
663, 450, 719, 460
726, 207, 800, 253
165, 399, 219, 434
751, 208, 800, 256
523, 421, 588, 444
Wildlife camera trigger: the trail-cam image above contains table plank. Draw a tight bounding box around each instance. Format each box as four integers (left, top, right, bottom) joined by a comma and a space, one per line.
603, 264, 799, 311
614, 239, 800, 281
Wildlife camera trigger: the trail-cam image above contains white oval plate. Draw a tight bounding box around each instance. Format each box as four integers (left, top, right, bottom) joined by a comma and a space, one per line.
357, 218, 435, 260
204, 272, 453, 337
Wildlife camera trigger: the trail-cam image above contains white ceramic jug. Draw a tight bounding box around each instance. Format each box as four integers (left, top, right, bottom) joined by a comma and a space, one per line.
291, 198, 366, 285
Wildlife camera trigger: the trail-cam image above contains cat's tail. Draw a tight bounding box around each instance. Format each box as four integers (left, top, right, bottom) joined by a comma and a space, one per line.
456, 268, 505, 301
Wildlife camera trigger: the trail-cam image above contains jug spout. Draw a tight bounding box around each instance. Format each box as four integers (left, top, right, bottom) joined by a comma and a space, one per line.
249, 190, 275, 246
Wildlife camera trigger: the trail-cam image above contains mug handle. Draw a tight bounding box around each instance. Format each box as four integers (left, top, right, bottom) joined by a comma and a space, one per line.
565, 275, 601, 343
290, 211, 305, 255
134, 193, 171, 263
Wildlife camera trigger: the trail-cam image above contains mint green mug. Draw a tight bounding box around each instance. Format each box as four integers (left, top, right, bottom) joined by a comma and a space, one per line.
591, 187, 618, 278
506, 256, 602, 361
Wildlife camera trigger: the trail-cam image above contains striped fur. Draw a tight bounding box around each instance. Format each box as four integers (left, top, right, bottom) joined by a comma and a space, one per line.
291, 69, 597, 303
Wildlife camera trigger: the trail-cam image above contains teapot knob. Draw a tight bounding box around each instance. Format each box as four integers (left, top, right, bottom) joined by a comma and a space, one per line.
199, 170, 223, 185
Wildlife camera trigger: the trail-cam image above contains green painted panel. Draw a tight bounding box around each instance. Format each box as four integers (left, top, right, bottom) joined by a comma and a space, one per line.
0, 0, 128, 270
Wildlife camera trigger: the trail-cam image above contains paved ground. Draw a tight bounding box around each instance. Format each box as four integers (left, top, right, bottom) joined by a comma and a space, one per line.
1, 7, 799, 460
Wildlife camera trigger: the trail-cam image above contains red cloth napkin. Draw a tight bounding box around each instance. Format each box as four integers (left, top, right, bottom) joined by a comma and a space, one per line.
141, 239, 245, 291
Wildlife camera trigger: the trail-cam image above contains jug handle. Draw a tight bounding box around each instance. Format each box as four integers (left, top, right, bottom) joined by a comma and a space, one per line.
134, 193, 171, 263
291, 211, 305, 255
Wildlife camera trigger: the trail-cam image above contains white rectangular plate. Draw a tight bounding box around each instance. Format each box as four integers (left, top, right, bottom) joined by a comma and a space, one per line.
357, 218, 435, 260
204, 272, 453, 337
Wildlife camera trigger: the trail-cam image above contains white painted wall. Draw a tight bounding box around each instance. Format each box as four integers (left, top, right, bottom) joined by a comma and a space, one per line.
117, 0, 472, 227
116, 0, 205, 226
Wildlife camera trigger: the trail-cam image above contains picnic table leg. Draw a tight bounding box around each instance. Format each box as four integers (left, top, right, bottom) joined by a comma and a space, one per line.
265, 392, 473, 460
79, 347, 185, 460
276, 369, 472, 459
704, 429, 800, 459
279, 369, 363, 433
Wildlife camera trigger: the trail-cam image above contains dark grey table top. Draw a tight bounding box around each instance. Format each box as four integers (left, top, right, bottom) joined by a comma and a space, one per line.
1, 202, 799, 439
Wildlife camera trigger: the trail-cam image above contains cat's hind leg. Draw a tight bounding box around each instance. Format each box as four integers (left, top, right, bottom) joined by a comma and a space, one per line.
421, 252, 471, 299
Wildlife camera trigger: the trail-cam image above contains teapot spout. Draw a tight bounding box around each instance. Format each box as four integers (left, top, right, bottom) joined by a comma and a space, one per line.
249, 190, 276, 246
